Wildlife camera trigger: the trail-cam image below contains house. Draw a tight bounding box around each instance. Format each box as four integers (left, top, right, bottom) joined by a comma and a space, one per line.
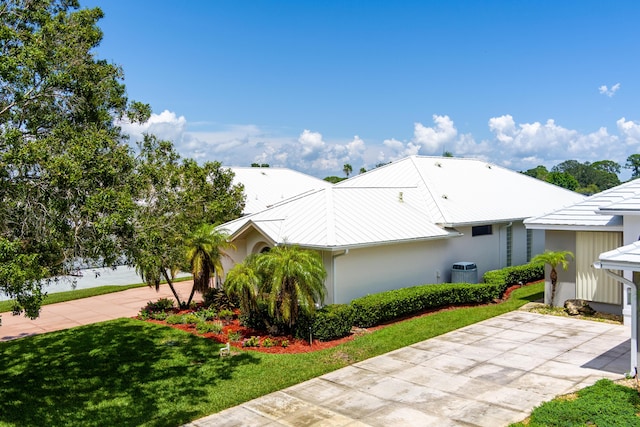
229, 167, 333, 215
219, 156, 585, 305
525, 178, 640, 323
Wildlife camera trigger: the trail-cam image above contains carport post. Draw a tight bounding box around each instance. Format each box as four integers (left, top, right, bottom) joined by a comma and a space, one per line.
596, 266, 638, 377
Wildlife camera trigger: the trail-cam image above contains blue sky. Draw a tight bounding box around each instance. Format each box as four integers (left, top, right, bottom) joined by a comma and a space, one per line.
86, 1, 640, 178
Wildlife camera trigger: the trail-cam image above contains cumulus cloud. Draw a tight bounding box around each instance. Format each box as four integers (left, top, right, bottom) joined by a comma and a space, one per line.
118, 110, 187, 143
617, 118, 640, 145
488, 115, 619, 170
119, 109, 640, 179
413, 115, 457, 152
599, 83, 621, 97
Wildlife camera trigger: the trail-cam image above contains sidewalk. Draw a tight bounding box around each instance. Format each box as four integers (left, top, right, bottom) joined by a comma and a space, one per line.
0, 280, 195, 342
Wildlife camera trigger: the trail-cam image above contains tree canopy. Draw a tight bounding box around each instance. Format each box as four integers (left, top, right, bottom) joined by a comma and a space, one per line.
523, 159, 623, 194
0, 0, 150, 317
0, 1, 245, 317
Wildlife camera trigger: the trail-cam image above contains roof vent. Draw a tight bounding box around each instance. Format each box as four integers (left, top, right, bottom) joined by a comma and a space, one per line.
399, 191, 404, 202
442, 194, 448, 199
435, 162, 442, 167
486, 164, 492, 169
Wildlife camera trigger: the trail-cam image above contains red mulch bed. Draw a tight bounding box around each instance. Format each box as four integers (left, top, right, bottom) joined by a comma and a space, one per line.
141, 283, 525, 355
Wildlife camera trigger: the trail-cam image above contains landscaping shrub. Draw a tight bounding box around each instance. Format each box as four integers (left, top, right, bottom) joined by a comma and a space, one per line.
351, 262, 544, 328
143, 298, 175, 313
195, 320, 223, 334
165, 314, 185, 325
351, 282, 503, 328
203, 288, 236, 311
483, 262, 544, 290
311, 304, 355, 341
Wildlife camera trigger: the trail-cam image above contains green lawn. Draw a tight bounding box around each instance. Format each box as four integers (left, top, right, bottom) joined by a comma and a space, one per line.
0, 283, 543, 427
510, 378, 640, 426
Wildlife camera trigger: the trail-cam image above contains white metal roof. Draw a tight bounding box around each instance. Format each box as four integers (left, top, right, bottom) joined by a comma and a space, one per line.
525, 178, 640, 231
221, 186, 460, 250
230, 167, 332, 215
596, 241, 640, 270
337, 156, 585, 226
220, 155, 585, 250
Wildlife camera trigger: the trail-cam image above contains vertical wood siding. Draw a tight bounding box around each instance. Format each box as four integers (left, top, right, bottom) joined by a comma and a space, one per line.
576, 231, 622, 304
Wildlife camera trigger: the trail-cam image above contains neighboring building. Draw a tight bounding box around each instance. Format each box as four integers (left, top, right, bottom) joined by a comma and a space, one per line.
230, 167, 332, 215
220, 156, 585, 305
525, 178, 640, 323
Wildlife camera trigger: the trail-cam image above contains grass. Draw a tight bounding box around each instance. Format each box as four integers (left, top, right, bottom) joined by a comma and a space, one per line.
0, 283, 543, 427
510, 378, 640, 426
0, 276, 192, 314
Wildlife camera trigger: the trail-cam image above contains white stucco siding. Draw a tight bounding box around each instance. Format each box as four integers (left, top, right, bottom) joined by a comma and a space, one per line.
544, 230, 578, 306
332, 239, 456, 304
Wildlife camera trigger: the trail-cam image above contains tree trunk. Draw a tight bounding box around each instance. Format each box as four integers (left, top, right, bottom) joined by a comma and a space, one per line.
550, 268, 558, 306
161, 269, 184, 308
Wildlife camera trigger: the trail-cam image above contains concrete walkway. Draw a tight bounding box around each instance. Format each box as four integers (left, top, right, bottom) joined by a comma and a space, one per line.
0, 281, 195, 342
186, 311, 630, 427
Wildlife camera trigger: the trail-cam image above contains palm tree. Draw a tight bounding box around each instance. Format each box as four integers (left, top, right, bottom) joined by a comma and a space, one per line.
224, 255, 261, 314
184, 224, 235, 307
343, 163, 353, 178
254, 245, 326, 331
530, 250, 574, 306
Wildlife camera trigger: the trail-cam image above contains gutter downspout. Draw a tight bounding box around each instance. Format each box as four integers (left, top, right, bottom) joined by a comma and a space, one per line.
332, 249, 349, 304
595, 264, 637, 377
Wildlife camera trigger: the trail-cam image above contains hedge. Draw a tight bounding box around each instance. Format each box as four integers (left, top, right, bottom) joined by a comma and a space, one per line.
351, 262, 544, 328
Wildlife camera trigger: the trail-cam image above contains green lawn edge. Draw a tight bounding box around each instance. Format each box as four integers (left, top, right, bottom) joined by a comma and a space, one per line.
0, 283, 543, 427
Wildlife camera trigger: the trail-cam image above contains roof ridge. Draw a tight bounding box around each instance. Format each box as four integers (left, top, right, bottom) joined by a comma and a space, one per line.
410, 156, 447, 224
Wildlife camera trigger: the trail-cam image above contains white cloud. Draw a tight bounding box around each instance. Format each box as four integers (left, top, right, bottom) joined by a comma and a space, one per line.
413, 115, 457, 152
118, 110, 187, 143
617, 118, 640, 143
599, 83, 621, 97
488, 116, 620, 170
119, 109, 638, 179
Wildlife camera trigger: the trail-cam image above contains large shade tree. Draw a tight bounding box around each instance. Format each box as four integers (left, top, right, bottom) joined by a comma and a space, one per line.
0, 0, 150, 317
129, 135, 245, 308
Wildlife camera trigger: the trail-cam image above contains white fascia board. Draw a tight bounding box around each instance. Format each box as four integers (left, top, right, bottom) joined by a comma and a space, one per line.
296, 231, 463, 252
594, 260, 640, 271
440, 218, 524, 228
523, 223, 623, 232
229, 219, 278, 246
597, 208, 640, 216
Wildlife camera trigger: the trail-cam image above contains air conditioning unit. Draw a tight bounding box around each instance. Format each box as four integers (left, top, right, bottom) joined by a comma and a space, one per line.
451, 262, 477, 284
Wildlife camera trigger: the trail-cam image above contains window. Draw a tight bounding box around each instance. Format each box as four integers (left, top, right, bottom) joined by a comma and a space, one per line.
506, 226, 512, 266
526, 229, 533, 262
472, 225, 492, 236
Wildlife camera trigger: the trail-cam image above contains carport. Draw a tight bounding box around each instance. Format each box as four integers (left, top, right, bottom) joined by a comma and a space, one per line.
594, 240, 640, 377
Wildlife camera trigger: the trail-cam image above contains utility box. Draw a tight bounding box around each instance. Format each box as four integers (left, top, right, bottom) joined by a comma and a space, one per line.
451, 262, 477, 284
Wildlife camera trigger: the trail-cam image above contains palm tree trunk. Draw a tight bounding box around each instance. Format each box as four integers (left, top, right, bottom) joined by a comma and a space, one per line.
550, 268, 558, 306
161, 269, 184, 308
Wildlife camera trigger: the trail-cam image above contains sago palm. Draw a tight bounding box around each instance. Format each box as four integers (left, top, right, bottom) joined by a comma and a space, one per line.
254, 245, 326, 331
184, 224, 234, 307
530, 250, 574, 306
224, 255, 261, 315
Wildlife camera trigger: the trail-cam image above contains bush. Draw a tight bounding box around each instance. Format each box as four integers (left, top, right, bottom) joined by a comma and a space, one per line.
203, 288, 236, 311
483, 262, 544, 292
311, 304, 354, 341
197, 308, 217, 321
243, 336, 261, 347
143, 298, 174, 313
165, 314, 185, 325
351, 282, 503, 328
196, 320, 223, 334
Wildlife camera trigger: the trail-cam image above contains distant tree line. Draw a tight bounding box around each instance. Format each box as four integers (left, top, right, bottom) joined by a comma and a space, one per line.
522, 155, 640, 194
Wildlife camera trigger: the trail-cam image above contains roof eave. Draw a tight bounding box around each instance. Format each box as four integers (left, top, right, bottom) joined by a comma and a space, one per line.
524, 223, 623, 232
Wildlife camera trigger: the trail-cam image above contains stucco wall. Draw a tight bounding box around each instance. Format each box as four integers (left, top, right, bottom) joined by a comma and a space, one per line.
543, 230, 578, 306
330, 221, 531, 304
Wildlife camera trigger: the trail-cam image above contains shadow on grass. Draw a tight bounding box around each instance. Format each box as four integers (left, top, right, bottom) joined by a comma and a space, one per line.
0, 319, 259, 427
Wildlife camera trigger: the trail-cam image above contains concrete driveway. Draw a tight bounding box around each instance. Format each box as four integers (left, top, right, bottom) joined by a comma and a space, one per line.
187, 310, 630, 427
